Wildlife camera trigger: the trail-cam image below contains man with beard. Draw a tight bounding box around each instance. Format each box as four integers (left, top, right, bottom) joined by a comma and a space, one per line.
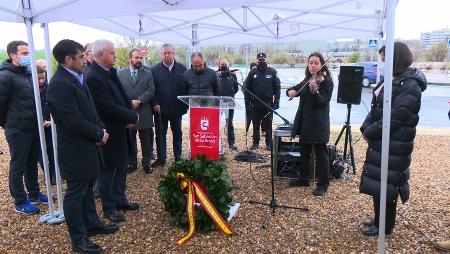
244, 53, 280, 151
217, 58, 239, 150
184, 52, 220, 96
117, 49, 155, 174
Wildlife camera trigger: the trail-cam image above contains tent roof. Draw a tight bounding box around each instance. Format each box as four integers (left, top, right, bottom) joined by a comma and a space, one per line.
0, 0, 270, 23
73, 0, 385, 45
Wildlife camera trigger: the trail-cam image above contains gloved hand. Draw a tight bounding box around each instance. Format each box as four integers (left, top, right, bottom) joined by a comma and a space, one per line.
273, 103, 279, 110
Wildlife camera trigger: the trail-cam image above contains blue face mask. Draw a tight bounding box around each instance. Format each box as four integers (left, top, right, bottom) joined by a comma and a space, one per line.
19, 55, 31, 67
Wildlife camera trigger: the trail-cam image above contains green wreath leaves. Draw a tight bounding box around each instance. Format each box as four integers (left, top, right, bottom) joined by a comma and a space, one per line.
158, 155, 233, 232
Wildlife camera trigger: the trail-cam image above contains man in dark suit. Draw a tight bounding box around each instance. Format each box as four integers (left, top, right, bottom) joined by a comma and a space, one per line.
86, 39, 140, 223
117, 49, 155, 174
46, 39, 118, 254
150, 43, 188, 167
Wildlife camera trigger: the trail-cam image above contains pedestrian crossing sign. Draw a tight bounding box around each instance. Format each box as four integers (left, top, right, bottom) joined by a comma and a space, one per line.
369, 39, 378, 48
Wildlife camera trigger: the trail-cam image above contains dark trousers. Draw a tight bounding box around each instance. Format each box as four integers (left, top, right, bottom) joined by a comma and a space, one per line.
99, 167, 128, 213
154, 113, 183, 162
64, 178, 101, 246
251, 105, 272, 145
226, 109, 235, 145
5, 128, 40, 205
39, 147, 56, 185
128, 128, 153, 167
299, 143, 330, 187
373, 196, 397, 233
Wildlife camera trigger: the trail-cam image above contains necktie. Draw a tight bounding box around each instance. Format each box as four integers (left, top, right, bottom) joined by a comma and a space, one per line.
131, 70, 137, 82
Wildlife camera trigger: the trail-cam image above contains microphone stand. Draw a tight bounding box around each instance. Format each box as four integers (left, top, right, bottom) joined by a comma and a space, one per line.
236, 70, 307, 229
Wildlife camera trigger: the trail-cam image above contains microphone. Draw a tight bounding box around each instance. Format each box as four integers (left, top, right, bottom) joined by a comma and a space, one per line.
217, 69, 239, 76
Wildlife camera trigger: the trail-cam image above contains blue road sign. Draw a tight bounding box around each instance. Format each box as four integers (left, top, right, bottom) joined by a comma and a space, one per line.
369, 39, 378, 48
448, 39, 450, 48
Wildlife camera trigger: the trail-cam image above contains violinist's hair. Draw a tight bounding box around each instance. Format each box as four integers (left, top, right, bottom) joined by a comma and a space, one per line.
301, 52, 331, 85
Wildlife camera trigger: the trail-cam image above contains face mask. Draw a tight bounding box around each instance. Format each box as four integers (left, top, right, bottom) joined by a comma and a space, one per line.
19, 55, 31, 67
257, 62, 267, 70
219, 66, 228, 71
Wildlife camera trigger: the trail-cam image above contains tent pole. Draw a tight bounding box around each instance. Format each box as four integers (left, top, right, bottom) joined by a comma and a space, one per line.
22, 1, 56, 220
42, 22, 65, 224
378, 0, 397, 252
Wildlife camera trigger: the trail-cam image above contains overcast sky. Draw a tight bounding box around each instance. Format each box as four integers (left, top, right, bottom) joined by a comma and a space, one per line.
0, 0, 449, 49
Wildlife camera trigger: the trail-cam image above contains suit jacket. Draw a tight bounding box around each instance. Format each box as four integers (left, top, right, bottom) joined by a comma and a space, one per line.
117, 67, 155, 129
85, 61, 138, 170
46, 65, 104, 181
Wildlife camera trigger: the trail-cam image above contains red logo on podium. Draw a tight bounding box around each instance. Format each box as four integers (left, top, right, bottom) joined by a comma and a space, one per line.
190, 108, 220, 160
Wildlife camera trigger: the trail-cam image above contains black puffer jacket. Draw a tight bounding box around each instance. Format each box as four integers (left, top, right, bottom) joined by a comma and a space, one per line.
218, 71, 239, 97
286, 75, 334, 143
0, 60, 38, 132
184, 65, 220, 96
359, 67, 427, 203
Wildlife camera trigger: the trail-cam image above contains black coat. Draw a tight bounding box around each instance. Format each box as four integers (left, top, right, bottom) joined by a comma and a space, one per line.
245, 66, 281, 106
0, 60, 38, 132
46, 66, 105, 181
218, 72, 239, 97
40, 84, 53, 149
85, 61, 138, 170
286, 76, 334, 142
150, 61, 188, 116
184, 65, 220, 96
359, 67, 427, 203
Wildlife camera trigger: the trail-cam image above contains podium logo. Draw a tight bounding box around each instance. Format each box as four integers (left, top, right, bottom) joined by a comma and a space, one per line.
200, 117, 209, 131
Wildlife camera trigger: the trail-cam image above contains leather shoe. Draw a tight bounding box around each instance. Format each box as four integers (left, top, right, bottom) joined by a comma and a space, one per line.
72, 239, 103, 253
362, 219, 374, 227
361, 225, 392, 236
229, 144, 238, 151
104, 211, 125, 223
87, 223, 119, 237
116, 203, 140, 211
143, 164, 153, 174
151, 159, 166, 168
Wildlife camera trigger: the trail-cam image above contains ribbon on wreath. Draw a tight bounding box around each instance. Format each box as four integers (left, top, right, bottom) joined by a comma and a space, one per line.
176, 173, 234, 245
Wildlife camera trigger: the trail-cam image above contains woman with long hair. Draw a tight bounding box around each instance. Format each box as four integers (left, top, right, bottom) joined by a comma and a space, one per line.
287, 52, 334, 196
360, 42, 427, 236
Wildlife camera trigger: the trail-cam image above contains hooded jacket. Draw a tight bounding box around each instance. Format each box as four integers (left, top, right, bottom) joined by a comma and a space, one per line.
359, 67, 427, 203
0, 59, 38, 132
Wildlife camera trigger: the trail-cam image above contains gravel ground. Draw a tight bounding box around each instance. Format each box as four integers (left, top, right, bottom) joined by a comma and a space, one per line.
0, 126, 449, 253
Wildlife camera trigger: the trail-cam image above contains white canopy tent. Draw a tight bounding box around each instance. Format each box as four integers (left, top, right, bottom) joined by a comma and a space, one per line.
74, 0, 384, 46
0, 0, 399, 253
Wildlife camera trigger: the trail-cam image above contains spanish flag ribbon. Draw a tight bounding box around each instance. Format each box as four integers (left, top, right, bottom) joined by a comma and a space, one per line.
176, 173, 234, 245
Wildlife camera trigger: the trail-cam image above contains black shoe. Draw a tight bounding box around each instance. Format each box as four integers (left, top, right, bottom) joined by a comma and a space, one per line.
116, 203, 140, 211
104, 211, 125, 223
362, 219, 374, 227
143, 164, 153, 174
265, 143, 272, 151
151, 159, 166, 168
126, 165, 137, 174
250, 144, 259, 150
229, 144, 238, 151
361, 225, 392, 236
289, 179, 310, 187
72, 239, 103, 254
87, 223, 119, 237
312, 186, 327, 196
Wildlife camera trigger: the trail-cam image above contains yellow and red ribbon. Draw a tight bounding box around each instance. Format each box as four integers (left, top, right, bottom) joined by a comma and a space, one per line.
176, 173, 234, 245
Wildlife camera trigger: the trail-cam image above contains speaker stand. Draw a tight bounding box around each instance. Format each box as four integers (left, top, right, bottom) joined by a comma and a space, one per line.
249, 139, 308, 229
334, 104, 356, 174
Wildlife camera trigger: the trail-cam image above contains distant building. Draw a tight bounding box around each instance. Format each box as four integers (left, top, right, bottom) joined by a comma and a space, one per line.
420, 28, 450, 49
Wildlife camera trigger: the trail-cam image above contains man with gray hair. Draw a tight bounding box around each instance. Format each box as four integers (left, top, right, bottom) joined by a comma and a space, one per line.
83, 42, 94, 74
117, 48, 155, 174
150, 43, 188, 167
85, 39, 140, 223
184, 52, 220, 96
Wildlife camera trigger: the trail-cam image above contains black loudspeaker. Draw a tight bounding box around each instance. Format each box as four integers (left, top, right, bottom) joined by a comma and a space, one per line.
337, 66, 364, 105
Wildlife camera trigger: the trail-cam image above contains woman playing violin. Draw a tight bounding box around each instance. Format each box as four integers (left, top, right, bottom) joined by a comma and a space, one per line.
286, 52, 334, 196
